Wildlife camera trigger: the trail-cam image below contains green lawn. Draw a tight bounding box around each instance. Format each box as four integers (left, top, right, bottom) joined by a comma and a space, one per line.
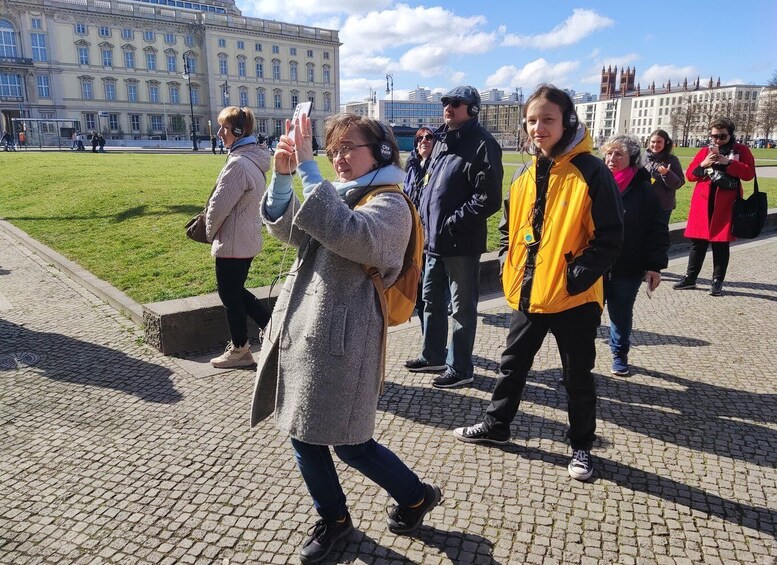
1, 149, 774, 304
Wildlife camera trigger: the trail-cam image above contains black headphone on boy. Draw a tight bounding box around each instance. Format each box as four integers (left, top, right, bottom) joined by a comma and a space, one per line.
232, 108, 247, 137
372, 121, 395, 165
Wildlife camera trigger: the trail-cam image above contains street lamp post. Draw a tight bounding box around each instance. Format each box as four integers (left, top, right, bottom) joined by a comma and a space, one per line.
182, 54, 198, 151
385, 74, 394, 125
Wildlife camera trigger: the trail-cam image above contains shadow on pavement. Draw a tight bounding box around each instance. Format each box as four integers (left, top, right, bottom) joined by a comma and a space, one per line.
500, 443, 776, 538
338, 527, 499, 565
0, 319, 182, 404
597, 325, 711, 348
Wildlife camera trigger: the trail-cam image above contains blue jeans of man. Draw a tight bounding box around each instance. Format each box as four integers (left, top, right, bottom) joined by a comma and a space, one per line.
604, 274, 644, 356
290, 438, 425, 523
484, 302, 601, 451
420, 254, 481, 378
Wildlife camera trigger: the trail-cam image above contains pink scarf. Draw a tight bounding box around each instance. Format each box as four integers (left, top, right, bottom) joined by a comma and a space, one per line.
612, 167, 637, 192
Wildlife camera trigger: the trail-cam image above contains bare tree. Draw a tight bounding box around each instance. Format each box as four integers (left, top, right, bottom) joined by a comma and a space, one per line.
671, 94, 700, 146
757, 70, 777, 140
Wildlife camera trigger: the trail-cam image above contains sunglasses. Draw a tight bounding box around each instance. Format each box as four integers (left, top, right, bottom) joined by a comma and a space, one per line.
415, 134, 434, 143
442, 99, 463, 108
710, 133, 729, 140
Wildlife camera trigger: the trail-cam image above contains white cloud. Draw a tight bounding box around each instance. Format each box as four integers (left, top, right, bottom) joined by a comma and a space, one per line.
485, 59, 580, 91
502, 9, 614, 49
588, 48, 601, 59
641, 64, 699, 87
450, 72, 467, 85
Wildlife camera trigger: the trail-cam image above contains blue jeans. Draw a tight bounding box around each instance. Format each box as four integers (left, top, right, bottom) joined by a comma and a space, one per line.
290, 438, 425, 523
604, 274, 644, 356
420, 255, 481, 378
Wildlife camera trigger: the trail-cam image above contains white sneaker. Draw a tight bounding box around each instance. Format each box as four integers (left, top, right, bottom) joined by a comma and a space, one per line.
210, 342, 255, 368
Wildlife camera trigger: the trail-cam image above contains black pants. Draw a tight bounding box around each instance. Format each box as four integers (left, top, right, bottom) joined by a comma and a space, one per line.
215, 257, 270, 347
686, 238, 730, 281
485, 302, 601, 451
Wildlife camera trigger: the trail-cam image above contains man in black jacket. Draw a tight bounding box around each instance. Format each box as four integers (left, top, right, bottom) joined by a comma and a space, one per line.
405, 86, 504, 388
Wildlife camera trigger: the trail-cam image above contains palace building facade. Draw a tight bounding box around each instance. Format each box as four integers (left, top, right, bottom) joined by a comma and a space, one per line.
0, 0, 340, 144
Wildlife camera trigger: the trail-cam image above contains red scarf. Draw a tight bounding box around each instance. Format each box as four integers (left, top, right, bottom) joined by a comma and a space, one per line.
612, 167, 637, 193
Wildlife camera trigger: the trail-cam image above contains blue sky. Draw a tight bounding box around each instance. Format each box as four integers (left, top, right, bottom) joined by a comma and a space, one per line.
237, 1, 777, 103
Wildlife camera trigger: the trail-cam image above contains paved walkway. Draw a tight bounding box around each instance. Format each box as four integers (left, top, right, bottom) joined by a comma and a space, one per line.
1, 228, 776, 564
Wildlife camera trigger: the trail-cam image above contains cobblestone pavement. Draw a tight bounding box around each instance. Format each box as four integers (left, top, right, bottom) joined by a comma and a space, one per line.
1, 228, 776, 564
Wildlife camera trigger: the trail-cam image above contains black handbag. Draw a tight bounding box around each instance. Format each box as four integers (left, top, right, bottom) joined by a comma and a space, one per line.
185, 184, 217, 244
731, 172, 767, 239
710, 169, 739, 190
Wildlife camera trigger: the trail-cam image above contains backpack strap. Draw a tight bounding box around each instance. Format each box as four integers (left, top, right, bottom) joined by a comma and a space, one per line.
354, 184, 414, 394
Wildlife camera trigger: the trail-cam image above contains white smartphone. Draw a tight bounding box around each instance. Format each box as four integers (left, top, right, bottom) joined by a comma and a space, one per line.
288, 101, 313, 143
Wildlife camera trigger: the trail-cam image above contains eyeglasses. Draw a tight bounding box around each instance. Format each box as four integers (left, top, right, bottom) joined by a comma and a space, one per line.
442, 99, 463, 108
326, 143, 370, 159
710, 133, 729, 140
415, 134, 434, 143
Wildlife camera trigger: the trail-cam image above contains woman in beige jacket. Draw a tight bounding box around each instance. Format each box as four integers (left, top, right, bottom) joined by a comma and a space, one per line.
206, 106, 271, 368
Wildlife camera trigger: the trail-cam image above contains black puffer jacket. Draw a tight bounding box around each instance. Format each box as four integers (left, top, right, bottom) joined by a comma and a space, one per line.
418, 118, 503, 257
611, 167, 669, 277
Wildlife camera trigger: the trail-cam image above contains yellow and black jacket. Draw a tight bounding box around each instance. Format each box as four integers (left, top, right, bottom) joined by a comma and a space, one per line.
499, 129, 623, 314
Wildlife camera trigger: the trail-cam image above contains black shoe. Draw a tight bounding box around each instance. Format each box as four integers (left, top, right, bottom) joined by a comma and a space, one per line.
672, 276, 697, 290
299, 513, 353, 564
453, 422, 510, 445
709, 279, 723, 296
404, 357, 446, 373
386, 483, 442, 535
432, 368, 474, 388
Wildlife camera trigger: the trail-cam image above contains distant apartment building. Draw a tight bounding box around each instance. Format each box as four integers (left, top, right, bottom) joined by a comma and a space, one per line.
576, 67, 767, 146
1, 0, 340, 144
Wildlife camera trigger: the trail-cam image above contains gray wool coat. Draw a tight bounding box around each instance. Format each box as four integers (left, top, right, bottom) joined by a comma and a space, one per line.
250, 180, 411, 445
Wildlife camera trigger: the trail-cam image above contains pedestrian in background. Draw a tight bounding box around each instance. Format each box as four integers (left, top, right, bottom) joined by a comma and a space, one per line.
90, 132, 98, 153
673, 118, 755, 296
454, 85, 623, 482
645, 129, 685, 225
206, 106, 271, 368
405, 85, 503, 389
601, 134, 669, 376
211, 135, 217, 154
403, 125, 436, 329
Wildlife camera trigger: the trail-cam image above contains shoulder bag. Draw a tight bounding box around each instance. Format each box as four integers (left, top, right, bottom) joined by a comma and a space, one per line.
185, 183, 217, 243
731, 171, 767, 239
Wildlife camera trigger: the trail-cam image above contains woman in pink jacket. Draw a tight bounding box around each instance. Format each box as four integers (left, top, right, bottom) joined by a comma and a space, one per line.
673, 118, 755, 296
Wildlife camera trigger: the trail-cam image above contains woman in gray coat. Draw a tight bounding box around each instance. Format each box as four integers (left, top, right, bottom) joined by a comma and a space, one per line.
252, 113, 441, 563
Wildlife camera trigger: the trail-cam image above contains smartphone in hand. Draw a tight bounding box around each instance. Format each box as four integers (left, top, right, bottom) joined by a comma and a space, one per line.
288, 101, 313, 143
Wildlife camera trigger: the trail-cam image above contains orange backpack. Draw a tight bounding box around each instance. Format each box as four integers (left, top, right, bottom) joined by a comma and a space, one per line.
356, 185, 423, 326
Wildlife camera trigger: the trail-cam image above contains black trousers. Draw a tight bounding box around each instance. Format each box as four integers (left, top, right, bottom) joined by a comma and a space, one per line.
686, 238, 730, 281
485, 302, 601, 451
215, 257, 270, 347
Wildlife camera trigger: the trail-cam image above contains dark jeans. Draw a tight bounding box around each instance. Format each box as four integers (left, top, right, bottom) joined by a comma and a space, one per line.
686, 238, 730, 281
290, 438, 425, 523
485, 302, 601, 451
421, 255, 481, 378
215, 257, 270, 347
604, 274, 644, 356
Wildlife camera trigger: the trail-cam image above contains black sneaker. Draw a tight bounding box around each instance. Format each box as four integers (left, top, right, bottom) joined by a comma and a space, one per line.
709, 279, 723, 296
672, 276, 697, 290
453, 422, 510, 445
404, 357, 447, 373
299, 513, 354, 564
568, 449, 593, 481
386, 483, 442, 535
432, 368, 474, 388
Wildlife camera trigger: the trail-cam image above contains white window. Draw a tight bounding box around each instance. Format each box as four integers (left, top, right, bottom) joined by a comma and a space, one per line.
102, 49, 112, 67
169, 85, 180, 104
255, 43, 262, 51
218, 38, 226, 48
78, 46, 89, 65
219, 58, 228, 75
185, 35, 195, 47
105, 82, 116, 100
124, 50, 135, 69
237, 40, 244, 49
150, 115, 163, 130
146, 52, 156, 70
255, 59, 264, 78
31, 33, 47, 62
76, 23, 87, 34
122, 28, 133, 40
85, 113, 95, 130
109, 114, 119, 130
238, 59, 246, 77
272, 60, 280, 80
190, 86, 199, 105
81, 80, 93, 100
239, 89, 248, 107
289, 62, 297, 81
36, 75, 50, 98
167, 54, 177, 72
290, 47, 296, 56
99, 26, 110, 38
257, 89, 265, 108
149, 84, 159, 102
307, 49, 313, 58
272, 45, 279, 54
144, 31, 154, 41
130, 114, 140, 131
164, 33, 175, 43
184, 54, 196, 74
127, 83, 138, 102
32, 18, 42, 29
274, 91, 282, 109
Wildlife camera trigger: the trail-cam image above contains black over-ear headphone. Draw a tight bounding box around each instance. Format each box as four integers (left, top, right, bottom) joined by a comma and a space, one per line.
232, 109, 246, 136
372, 121, 394, 165
521, 103, 579, 132
467, 102, 480, 117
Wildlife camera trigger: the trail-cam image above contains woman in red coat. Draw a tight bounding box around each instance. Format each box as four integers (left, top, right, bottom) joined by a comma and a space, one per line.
673, 118, 755, 296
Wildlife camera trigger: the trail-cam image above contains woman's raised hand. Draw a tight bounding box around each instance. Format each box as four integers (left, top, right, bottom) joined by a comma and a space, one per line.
293, 112, 314, 164
273, 120, 298, 175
